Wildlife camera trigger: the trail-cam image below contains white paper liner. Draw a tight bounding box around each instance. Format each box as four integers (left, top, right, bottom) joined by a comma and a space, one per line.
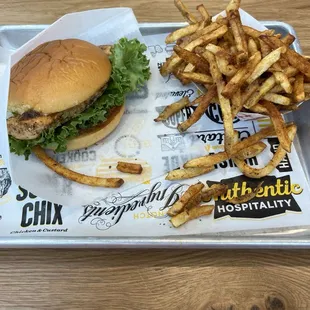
0, 9, 309, 237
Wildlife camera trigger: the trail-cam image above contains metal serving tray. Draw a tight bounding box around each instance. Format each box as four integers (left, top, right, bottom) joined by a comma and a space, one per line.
1, 22, 310, 248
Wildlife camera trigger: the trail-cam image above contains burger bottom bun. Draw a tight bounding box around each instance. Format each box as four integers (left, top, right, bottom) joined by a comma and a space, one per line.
65, 104, 125, 151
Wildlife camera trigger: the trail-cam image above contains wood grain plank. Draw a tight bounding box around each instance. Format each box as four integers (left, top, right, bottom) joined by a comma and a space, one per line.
0, 249, 310, 309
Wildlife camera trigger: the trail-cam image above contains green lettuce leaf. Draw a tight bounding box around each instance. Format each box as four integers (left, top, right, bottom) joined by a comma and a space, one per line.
9, 38, 151, 159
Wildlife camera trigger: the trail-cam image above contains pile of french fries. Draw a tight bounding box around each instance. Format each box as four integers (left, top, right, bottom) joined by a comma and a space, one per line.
155, 0, 307, 182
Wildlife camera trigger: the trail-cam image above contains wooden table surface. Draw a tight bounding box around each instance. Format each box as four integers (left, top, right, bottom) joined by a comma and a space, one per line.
1, 0, 310, 309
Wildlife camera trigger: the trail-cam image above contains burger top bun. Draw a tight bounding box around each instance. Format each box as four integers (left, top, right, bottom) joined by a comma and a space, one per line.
9, 38, 111, 115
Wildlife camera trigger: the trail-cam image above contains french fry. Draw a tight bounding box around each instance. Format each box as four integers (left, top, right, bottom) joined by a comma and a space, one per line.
222, 51, 261, 99
170, 205, 214, 228
244, 75, 276, 108
280, 103, 300, 111
231, 89, 243, 118
246, 47, 286, 84
160, 54, 180, 76
203, 50, 234, 154
223, 29, 236, 46
184, 151, 227, 168
177, 85, 217, 132
263, 93, 291, 105
233, 124, 296, 178
227, 181, 264, 204
181, 23, 222, 47
215, 51, 237, 77
304, 83, 310, 93
216, 15, 229, 26
273, 71, 293, 94
117, 162, 143, 175
269, 61, 283, 72
162, 25, 228, 76
293, 74, 305, 102
230, 45, 238, 55
284, 66, 299, 78
241, 79, 260, 104
259, 38, 272, 58
248, 37, 258, 56
243, 26, 265, 39
184, 63, 196, 73
247, 103, 269, 115
282, 34, 295, 46
185, 25, 228, 51
173, 62, 191, 85
184, 141, 268, 168
269, 84, 285, 94
205, 43, 223, 54
166, 23, 200, 44
201, 184, 228, 202
154, 97, 189, 122
235, 141, 266, 160
185, 192, 203, 210
167, 182, 204, 216
165, 166, 214, 180
174, 45, 210, 73
261, 100, 291, 152
179, 72, 213, 84
196, 4, 211, 25
174, 0, 198, 24
260, 34, 310, 78
33, 146, 124, 188
226, 0, 248, 65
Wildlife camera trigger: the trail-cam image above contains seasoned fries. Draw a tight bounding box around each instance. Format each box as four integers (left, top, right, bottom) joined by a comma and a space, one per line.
222, 51, 261, 99
178, 85, 217, 132
184, 141, 267, 168
260, 34, 310, 78
263, 93, 291, 105
201, 184, 228, 202
235, 141, 266, 160
33, 146, 124, 188
196, 4, 211, 25
117, 162, 143, 175
167, 182, 204, 216
179, 72, 213, 84
246, 47, 286, 84
203, 50, 234, 154
154, 97, 189, 122
227, 181, 264, 204
170, 205, 214, 227
165, 167, 214, 180
157, 0, 302, 203
173, 45, 210, 73
174, 0, 198, 24
248, 37, 258, 56
293, 74, 305, 102
226, 0, 248, 65
165, 24, 200, 44
233, 124, 297, 178
273, 71, 293, 94
261, 101, 291, 152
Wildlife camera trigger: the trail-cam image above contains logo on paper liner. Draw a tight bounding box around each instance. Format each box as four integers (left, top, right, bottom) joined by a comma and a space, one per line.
9, 186, 68, 235
208, 175, 302, 219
